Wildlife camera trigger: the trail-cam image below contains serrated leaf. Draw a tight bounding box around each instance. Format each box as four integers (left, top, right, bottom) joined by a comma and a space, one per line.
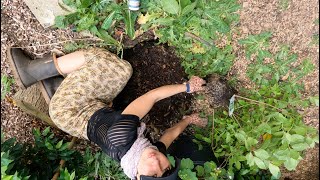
268, 163, 281, 179
181, 2, 196, 16
55, 140, 63, 149
45, 141, 54, 150
161, 0, 180, 15
254, 149, 270, 160
101, 11, 115, 30
178, 169, 197, 180
180, 0, 191, 9
180, 158, 194, 169
55, 16, 67, 28
42, 127, 50, 136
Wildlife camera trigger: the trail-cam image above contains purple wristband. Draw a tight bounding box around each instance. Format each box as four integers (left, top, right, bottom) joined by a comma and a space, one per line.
186, 83, 191, 93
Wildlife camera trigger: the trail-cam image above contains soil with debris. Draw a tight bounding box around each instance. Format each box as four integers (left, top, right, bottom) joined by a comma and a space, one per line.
1, 0, 319, 179
113, 41, 194, 142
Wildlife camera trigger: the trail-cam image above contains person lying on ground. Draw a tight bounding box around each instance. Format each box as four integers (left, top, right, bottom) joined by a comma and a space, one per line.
7, 47, 208, 179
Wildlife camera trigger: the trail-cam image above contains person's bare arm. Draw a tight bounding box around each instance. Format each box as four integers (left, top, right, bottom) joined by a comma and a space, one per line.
159, 114, 208, 148
121, 76, 206, 119
121, 84, 186, 119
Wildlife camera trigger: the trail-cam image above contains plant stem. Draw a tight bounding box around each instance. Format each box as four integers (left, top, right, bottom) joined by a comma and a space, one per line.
234, 95, 282, 111
51, 137, 77, 180
184, 32, 215, 47
232, 115, 242, 128
211, 109, 215, 147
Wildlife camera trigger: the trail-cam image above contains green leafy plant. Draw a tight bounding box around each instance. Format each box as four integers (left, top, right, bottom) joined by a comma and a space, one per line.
1, 127, 76, 179
140, 0, 240, 76
55, 0, 137, 40
1, 74, 14, 100
191, 32, 319, 179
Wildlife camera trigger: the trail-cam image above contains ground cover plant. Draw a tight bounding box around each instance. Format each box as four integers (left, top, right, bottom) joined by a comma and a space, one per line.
2, 0, 317, 179
1, 128, 128, 180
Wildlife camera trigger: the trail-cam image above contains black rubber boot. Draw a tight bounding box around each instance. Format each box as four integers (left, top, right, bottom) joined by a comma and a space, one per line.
7, 47, 62, 89
38, 76, 64, 104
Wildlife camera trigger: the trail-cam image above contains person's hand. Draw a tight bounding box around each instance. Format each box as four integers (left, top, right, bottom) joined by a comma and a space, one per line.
183, 113, 208, 127
187, 76, 206, 93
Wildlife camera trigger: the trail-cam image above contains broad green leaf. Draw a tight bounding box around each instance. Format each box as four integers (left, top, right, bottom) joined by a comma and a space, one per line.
245, 137, 258, 150
273, 149, 290, 161
101, 11, 115, 30
195, 165, 204, 177
161, 0, 180, 15
291, 143, 309, 151
284, 157, 299, 171
256, 123, 271, 134
254, 149, 270, 160
268, 163, 281, 179
180, 158, 194, 169
178, 169, 197, 180
204, 161, 216, 174
290, 134, 305, 144
291, 126, 307, 135
235, 132, 246, 142
254, 157, 267, 169
288, 149, 300, 159
245, 152, 254, 166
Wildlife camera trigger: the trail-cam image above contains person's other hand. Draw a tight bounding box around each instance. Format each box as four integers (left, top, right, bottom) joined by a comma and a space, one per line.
187, 76, 206, 93
183, 113, 208, 127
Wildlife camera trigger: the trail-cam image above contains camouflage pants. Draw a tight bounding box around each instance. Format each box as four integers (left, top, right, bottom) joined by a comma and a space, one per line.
49, 48, 132, 140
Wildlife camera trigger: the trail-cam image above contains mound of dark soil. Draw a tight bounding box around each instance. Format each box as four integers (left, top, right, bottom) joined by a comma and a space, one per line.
112, 41, 193, 140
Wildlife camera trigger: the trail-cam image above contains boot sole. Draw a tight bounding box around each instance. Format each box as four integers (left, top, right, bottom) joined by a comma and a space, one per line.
38, 81, 51, 105
6, 47, 27, 89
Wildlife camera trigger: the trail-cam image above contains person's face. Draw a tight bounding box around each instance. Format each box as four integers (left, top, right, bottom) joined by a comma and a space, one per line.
137, 147, 171, 179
